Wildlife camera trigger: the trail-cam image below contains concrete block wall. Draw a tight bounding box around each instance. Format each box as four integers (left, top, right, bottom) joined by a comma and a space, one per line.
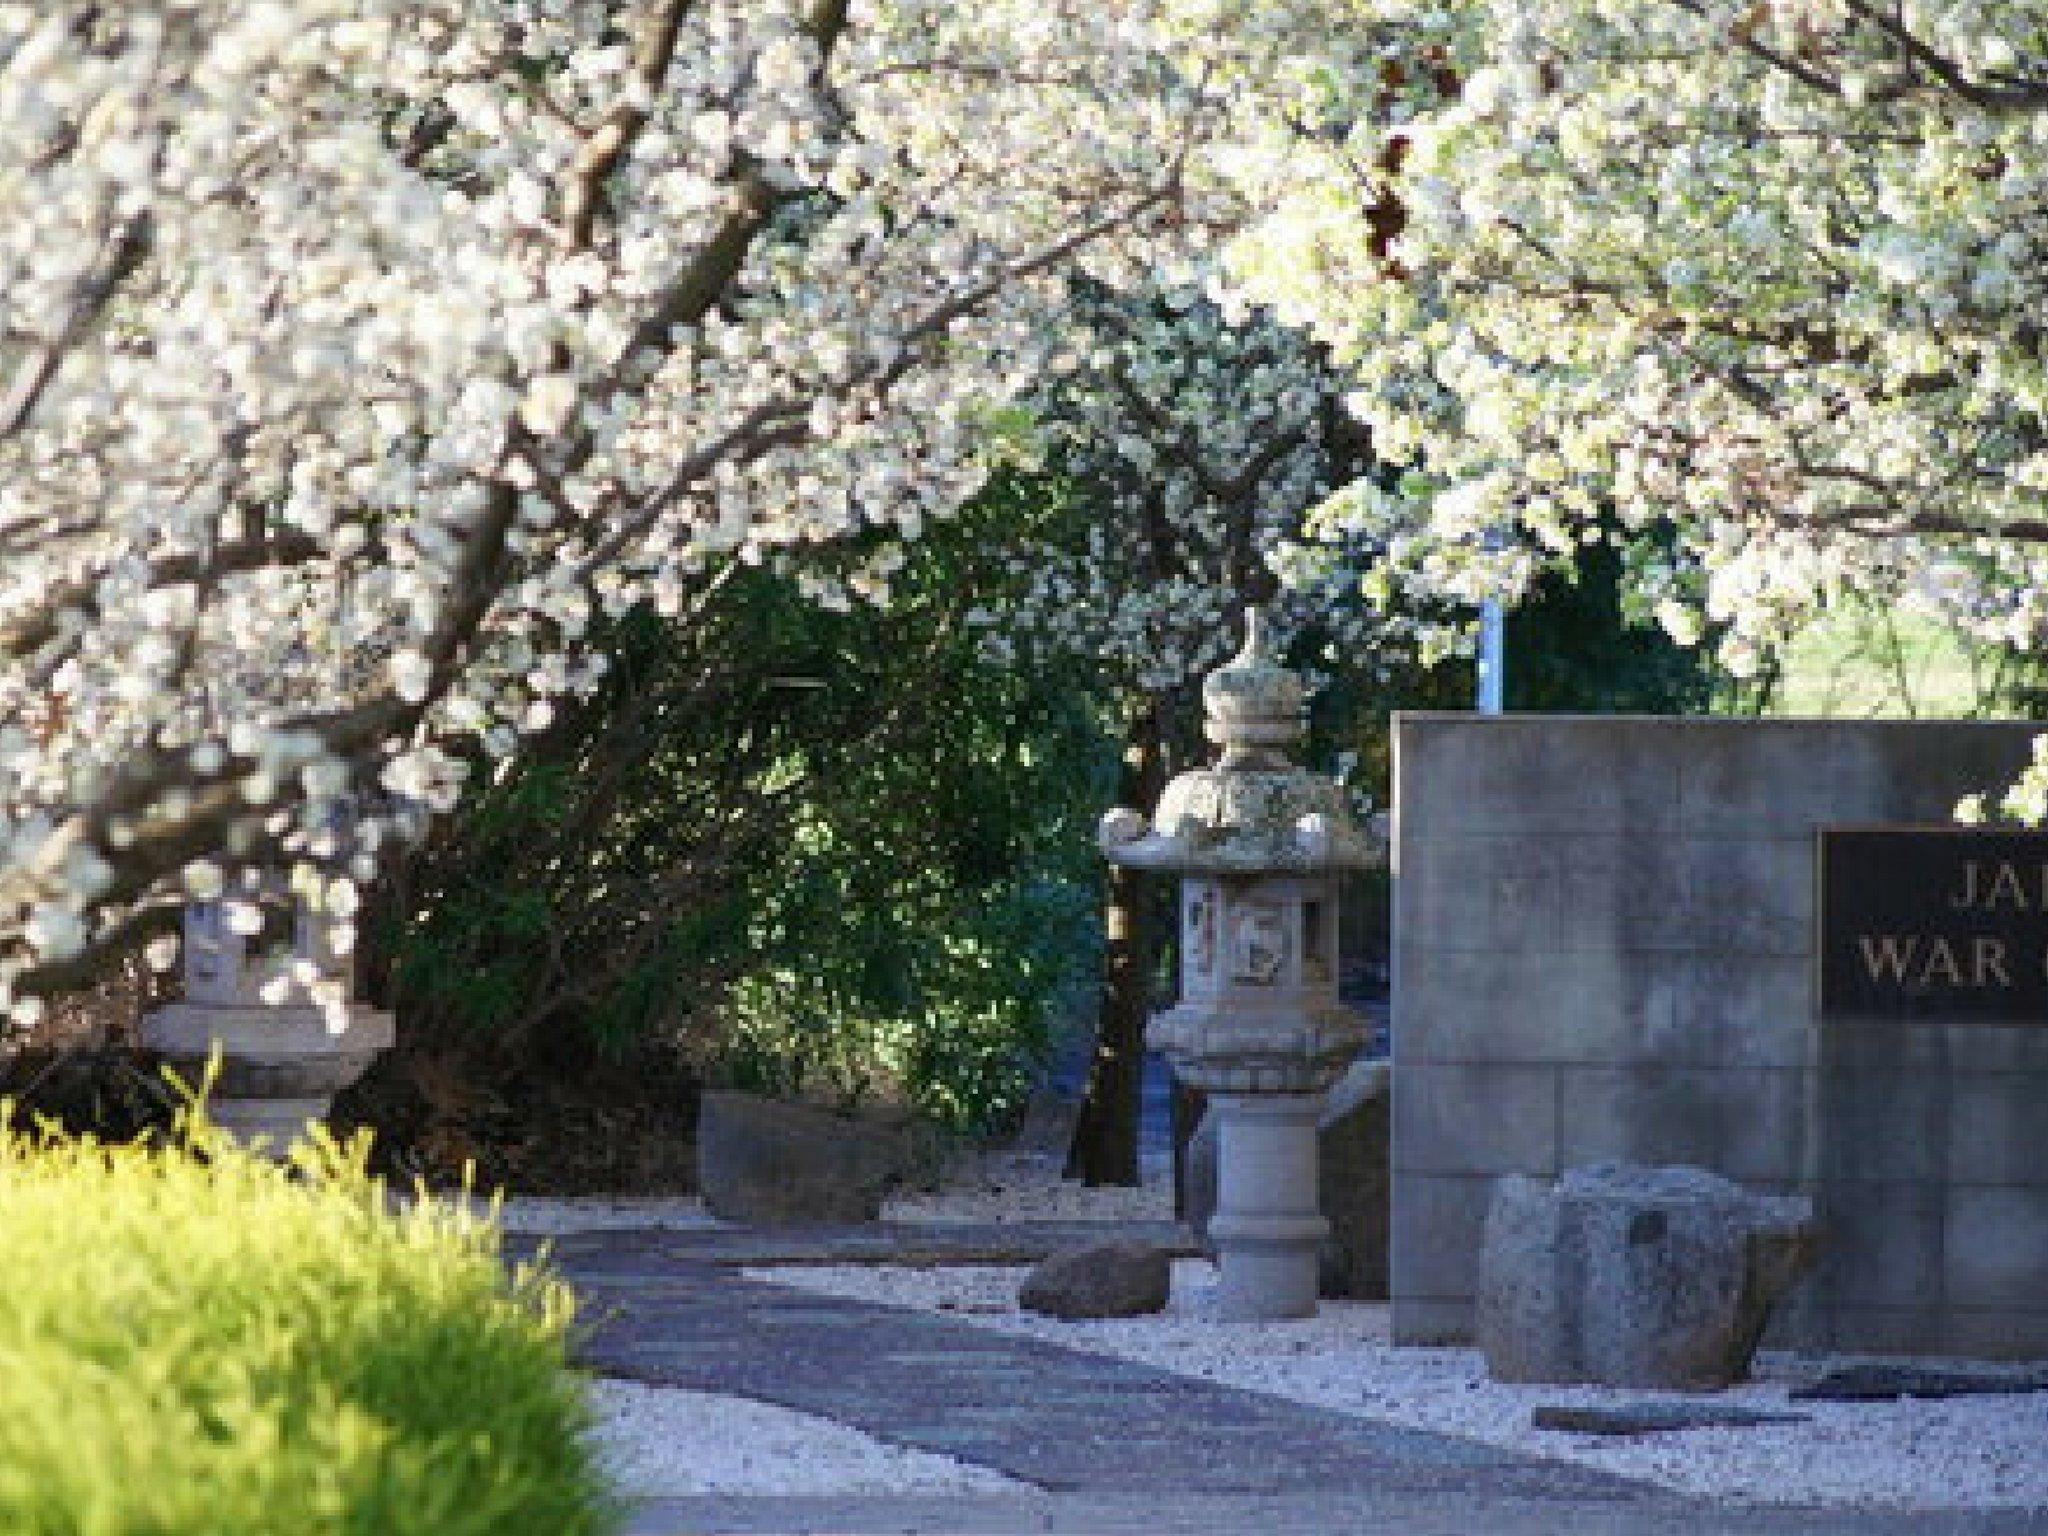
1391, 715, 2048, 1357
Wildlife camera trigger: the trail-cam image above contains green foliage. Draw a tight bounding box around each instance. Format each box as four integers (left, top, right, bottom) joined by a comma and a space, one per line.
382, 493, 1112, 1136
0, 1112, 614, 1536
1505, 533, 1719, 715
707, 509, 1110, 1130
1736, 596, 2048, 721
722, 873, 1097, 1127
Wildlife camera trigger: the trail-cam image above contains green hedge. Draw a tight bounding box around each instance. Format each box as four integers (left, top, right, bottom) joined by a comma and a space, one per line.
0, 1112, 616, 1536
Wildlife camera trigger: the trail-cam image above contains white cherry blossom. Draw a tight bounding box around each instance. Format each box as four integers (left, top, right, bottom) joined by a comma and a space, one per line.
0, 0, 1342, 1014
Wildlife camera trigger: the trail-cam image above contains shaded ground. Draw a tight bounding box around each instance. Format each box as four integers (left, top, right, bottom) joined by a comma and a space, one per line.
333, 1038, 701, 1192
528, 1219, 1196, 1268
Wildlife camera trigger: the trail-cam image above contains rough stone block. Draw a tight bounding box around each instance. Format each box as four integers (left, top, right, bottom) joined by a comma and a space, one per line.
1476, 1163, 1817, 1390
697, 1090, 906, 1225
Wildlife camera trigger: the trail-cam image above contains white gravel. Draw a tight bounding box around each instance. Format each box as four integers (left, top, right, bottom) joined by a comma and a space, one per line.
490, 1149, 1174, 1234
747, 1258, 2048, 1511
588, 1379, 1024, 1496
492, 1194, 721, 1236
881, 1149, 1175, 1225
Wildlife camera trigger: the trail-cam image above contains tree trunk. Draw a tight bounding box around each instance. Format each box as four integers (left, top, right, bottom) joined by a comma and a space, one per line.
1067, 704, 1166, 1186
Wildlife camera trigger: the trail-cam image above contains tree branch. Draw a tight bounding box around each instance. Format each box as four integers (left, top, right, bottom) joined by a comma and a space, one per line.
0, 529, 331, 660
561, 0, 699, 250
0, 211, 152, 441
1842, 1, 2048, 114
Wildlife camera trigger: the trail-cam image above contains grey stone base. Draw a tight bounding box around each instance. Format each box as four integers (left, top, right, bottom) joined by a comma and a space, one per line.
141, 999, 393, 1150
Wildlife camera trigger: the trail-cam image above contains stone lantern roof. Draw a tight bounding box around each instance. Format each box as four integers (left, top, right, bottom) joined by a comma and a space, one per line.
1098, 609, 1383, 875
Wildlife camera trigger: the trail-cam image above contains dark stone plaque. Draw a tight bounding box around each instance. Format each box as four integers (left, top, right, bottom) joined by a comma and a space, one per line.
1820, 826, 2048, 1022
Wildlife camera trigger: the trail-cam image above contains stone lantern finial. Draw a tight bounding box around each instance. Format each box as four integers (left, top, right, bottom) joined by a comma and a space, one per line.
1204, 608, 1306, 768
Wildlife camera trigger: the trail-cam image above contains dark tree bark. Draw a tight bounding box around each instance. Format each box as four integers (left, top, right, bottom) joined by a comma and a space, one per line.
1170, 1077, 1206, 1218
1067, 703, 1167, 1186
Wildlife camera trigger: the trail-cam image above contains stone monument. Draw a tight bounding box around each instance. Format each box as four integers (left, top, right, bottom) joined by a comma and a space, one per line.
1100, 610, 1380, 1319
140, 882, 393, 1149
1390, 714, 2048, 1358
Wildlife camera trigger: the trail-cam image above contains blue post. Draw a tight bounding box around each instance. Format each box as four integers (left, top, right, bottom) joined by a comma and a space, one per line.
1477, 598, 1505, 714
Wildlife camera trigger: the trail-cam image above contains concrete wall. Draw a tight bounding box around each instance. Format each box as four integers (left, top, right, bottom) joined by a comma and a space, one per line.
1391, 715, 2048, 1357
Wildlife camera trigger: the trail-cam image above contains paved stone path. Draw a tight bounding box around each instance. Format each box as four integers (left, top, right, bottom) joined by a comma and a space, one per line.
532, 1228, 2048, 1536
558, 1232, 1637, 1501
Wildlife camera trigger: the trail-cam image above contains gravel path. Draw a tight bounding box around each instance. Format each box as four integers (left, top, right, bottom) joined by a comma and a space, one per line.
511, 1165, 2044, 1512
749, 1259, 2048, 1511
882, 1151, 1174, 1225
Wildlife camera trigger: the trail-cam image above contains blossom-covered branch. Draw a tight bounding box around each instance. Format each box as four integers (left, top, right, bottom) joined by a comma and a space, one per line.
1230, 1, 2048, 685
0, 0, 1336, 1013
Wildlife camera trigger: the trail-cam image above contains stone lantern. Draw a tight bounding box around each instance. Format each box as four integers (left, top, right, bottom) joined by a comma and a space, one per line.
140, 880, 393, 1149
1099, 611, 1379, 1319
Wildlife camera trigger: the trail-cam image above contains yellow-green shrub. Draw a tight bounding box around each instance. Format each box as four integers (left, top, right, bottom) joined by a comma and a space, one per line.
0, 1111, 617, 1536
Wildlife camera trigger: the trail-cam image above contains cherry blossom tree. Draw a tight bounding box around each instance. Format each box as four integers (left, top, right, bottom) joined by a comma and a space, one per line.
1230, 2, 2048, 718
0, 0, 1339, 1019
975, 285, 1441, 1183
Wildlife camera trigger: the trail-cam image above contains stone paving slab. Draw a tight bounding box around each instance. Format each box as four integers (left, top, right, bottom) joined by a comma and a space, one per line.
623, 1492, 2048, 1536
528, 1218, 1200, 1268
547, 1234, 1646, 1503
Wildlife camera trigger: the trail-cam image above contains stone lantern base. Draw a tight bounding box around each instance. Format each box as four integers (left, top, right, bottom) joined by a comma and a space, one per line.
140, 999, 394, 1151
1206, 1093, 1330, 1319
1148, 998, 1365, 1320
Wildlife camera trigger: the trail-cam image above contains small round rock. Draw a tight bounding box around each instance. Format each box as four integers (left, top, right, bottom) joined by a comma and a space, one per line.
1018, 1241, 1171, 1320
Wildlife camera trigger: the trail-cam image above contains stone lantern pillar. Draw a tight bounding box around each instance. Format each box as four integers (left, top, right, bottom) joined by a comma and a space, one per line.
140, 881, 394, 1150
1100, 611, 1379, 1319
